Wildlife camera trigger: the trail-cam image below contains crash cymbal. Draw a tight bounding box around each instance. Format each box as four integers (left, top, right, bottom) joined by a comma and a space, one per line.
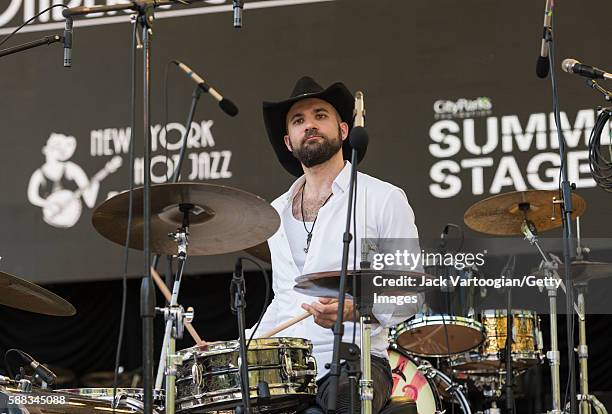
294, 269, 437, 298
534, 261, 612, 284
464, 189, 586, 236
0, 272, 76, 316
92, 183, 280, 256
244, 241, 271, 264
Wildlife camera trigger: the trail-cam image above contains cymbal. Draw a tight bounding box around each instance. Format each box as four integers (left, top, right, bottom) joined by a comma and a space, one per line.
535, 261, 612, 284
244, 242, 271, 264
294, 269, 436, 298
464, 190, 586, 235
0, 271, 76, 316
92, 183, 280, 256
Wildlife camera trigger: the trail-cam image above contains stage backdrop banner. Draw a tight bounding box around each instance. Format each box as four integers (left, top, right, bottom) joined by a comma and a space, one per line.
0, 0, 611, 282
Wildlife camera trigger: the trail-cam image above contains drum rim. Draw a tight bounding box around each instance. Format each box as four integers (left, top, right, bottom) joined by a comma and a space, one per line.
178, 337, 313, 357
394, 316, 486, 357
481, 309, 537, 318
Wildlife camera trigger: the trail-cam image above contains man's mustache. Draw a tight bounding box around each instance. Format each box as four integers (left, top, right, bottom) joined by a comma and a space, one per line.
303, 129, 326, 140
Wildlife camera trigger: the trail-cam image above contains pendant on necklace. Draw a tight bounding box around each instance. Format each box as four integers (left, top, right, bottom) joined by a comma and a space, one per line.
304, 233, 313, 254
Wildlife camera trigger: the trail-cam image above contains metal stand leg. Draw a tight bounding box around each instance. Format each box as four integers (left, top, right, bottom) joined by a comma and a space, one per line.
359, 314, 373, 414
546, 279, 563, 414
575, 284, 608, 414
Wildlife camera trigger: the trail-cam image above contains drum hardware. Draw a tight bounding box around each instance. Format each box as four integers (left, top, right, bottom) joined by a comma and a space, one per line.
570, 219, 608, 414
151, 267, 206, 346
464, 189, 587, 414
147, 203, 193, 414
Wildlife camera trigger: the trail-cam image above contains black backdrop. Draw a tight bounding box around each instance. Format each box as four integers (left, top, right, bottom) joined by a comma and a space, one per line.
1, 0, 612, 409
0, 0, 611, 282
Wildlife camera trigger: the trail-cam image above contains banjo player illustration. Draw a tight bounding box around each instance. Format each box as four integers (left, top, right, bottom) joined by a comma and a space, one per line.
27, 132, 122, 228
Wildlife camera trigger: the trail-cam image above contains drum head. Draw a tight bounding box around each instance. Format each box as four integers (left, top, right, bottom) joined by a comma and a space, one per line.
395, 315, 485, 356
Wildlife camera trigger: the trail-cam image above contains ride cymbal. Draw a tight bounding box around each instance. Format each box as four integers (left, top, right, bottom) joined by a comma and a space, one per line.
464, 189, 586, 235
92, 183, 280, 256
0, 272, 76, 316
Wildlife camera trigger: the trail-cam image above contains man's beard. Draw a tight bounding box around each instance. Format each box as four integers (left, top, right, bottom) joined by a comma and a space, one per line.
290, 127, 343, 168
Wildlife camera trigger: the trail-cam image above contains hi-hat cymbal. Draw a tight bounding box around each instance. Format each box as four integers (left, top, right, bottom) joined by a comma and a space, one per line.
294, 269, 437, 298
464, 190, 586, 236
92, 183, 280, 256
0, 271, 76, 316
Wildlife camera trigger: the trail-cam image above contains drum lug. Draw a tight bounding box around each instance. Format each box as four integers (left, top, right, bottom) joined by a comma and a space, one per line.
280, 348, 295, 380
191, 362, 203, 389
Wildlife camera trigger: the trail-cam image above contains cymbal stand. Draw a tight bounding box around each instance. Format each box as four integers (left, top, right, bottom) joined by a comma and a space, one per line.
153, 204, 193, 414
521, 217, 564, 414
572, 219, 607, 414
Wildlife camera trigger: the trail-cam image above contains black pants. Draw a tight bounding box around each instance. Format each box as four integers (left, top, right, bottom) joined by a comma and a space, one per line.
314, 355, 392, 414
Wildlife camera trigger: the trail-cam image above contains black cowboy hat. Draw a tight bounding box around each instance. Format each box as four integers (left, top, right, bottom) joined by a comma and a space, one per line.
262, 76, 363, 177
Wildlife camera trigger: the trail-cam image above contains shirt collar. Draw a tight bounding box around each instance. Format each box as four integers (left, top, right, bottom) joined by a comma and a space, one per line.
283, 161, 352, 202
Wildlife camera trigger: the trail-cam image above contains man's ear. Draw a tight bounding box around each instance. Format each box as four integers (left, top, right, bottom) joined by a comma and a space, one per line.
284, 135, 293, 152
340, 122, 349, 141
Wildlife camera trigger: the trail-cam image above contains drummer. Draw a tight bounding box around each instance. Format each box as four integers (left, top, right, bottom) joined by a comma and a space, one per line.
247, 76, 421, 413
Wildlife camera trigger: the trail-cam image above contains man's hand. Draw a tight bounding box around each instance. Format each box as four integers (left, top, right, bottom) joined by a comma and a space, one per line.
301, 297, 358, 329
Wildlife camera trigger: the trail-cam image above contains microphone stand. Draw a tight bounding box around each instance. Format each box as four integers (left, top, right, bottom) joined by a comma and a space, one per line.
62, 3, 210, 414
0, 35, 64, 59
543, 9, 578, 414
230, 258, 252, 414
503, 256, 516, 414
327, 143, 363, 414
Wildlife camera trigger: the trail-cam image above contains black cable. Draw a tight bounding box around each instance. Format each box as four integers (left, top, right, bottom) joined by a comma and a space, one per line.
3, 348, 27, 378
0, 4, 67, 49
236, 256, 271, 349
588, 109, 612, 191
112, 18, 138, 412
352, 172, 358, 346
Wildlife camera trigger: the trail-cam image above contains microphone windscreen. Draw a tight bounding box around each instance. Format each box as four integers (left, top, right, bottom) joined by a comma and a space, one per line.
536, 56, 550, 78
219, 98, 239, 117
349, 126, 369, 160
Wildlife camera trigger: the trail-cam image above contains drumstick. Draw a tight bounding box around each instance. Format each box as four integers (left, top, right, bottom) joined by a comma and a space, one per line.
150, 267, 207, 346
259, 311, 312, 338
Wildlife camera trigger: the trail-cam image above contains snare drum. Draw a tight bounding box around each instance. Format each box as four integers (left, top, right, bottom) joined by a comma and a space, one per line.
175, 337, 317, 413
451, 309, 543, 374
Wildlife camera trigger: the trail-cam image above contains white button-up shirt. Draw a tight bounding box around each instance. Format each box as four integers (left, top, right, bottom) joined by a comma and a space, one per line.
247, 162, 420, 379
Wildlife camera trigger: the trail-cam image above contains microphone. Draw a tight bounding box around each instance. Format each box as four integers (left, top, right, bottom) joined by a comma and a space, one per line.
536, 0, 552, 78
11, 350, 56, 385
29, 360, 57, 385
562, 58, 612, 80
63, 17, 73, 68
233, 0, 244, 28
349, 91, 368, 159
172, 60, 239, 116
